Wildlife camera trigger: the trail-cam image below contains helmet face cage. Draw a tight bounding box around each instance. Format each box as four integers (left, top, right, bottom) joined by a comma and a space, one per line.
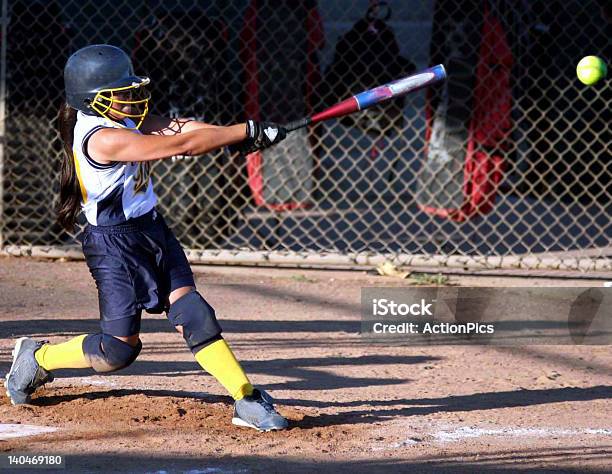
64, 45, 152, 128
90, 78, 151, 129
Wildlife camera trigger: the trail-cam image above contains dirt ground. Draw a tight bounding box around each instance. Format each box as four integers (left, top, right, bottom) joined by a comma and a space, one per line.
0, 257, 610, 473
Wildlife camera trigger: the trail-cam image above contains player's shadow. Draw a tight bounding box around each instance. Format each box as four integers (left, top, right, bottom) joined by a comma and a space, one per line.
286, 385, 612, 429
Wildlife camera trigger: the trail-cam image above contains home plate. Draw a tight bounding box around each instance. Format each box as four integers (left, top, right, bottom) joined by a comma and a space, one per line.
0, 424, 58, 440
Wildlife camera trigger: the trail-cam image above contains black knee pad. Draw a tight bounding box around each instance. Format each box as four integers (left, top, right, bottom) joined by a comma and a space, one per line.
167, 290, 222, 353
83, 333, 142, 373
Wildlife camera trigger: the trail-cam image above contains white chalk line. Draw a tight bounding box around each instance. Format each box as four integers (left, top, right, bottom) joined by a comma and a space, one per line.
433, 426, 612, 443
376, 424, 612, 450
0, 423, 58, 440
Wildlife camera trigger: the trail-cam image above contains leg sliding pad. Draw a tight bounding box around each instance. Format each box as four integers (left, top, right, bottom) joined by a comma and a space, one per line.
167, 290, 222, 353
83, 333, 142, 373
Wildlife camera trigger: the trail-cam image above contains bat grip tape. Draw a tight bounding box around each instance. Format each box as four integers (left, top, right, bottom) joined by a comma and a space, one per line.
283, 117, 311, 132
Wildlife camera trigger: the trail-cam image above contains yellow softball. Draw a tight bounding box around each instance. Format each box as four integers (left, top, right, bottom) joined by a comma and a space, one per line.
576, 56, 607, 86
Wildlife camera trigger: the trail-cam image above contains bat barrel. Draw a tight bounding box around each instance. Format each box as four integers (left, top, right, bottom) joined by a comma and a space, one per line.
283, 64, 447, 132
353, 64, 447, 111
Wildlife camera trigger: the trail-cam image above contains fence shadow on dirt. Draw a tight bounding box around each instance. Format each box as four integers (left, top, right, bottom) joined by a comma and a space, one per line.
15, 353, 434, 394
0, 317, 361, 339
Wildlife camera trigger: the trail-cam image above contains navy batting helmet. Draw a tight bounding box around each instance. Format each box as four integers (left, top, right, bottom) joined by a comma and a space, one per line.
64, 44, 150, 128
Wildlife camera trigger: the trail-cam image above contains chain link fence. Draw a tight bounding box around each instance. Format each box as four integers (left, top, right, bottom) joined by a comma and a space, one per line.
0, 0, 610, 271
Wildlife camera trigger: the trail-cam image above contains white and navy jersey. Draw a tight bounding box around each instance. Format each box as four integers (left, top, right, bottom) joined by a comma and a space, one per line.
73, 112, 157, 226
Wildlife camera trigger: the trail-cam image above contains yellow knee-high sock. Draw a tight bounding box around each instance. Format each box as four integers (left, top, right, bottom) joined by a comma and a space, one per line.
34, 335, 91, 371
194, 339, 254, 400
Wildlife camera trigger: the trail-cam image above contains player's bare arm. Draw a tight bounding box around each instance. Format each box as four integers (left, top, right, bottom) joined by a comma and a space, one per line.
89, 118, 286, 164
88, 123, 248, 163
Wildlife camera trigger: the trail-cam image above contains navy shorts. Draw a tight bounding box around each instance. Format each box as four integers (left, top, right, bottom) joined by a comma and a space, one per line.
82, 209, 195, 337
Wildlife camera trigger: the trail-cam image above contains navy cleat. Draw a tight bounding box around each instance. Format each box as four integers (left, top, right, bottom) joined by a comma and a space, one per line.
4, 337, 54, 405
232, 388, 288, 432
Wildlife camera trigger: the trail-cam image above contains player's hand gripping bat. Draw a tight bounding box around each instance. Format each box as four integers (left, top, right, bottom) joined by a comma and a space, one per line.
283, 64, 447, 132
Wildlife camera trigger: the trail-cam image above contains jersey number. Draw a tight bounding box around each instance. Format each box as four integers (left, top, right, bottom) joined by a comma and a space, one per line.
133, 162, 151, 194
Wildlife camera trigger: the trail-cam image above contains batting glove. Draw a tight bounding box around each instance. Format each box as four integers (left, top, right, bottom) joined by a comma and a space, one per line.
232, 120, 287, 155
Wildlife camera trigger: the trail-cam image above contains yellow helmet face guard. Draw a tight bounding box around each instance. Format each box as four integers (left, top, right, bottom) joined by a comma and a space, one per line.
90, 78, 151, 129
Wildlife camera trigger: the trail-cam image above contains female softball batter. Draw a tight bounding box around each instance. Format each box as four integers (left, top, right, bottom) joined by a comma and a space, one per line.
5, 44, 288, 432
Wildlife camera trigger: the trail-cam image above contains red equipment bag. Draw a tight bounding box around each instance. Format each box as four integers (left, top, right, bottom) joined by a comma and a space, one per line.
417, 1, 511, 221
239, 0, 324, 210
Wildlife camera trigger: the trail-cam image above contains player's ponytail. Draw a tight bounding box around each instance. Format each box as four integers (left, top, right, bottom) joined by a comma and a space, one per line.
56, 102, 81, 230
